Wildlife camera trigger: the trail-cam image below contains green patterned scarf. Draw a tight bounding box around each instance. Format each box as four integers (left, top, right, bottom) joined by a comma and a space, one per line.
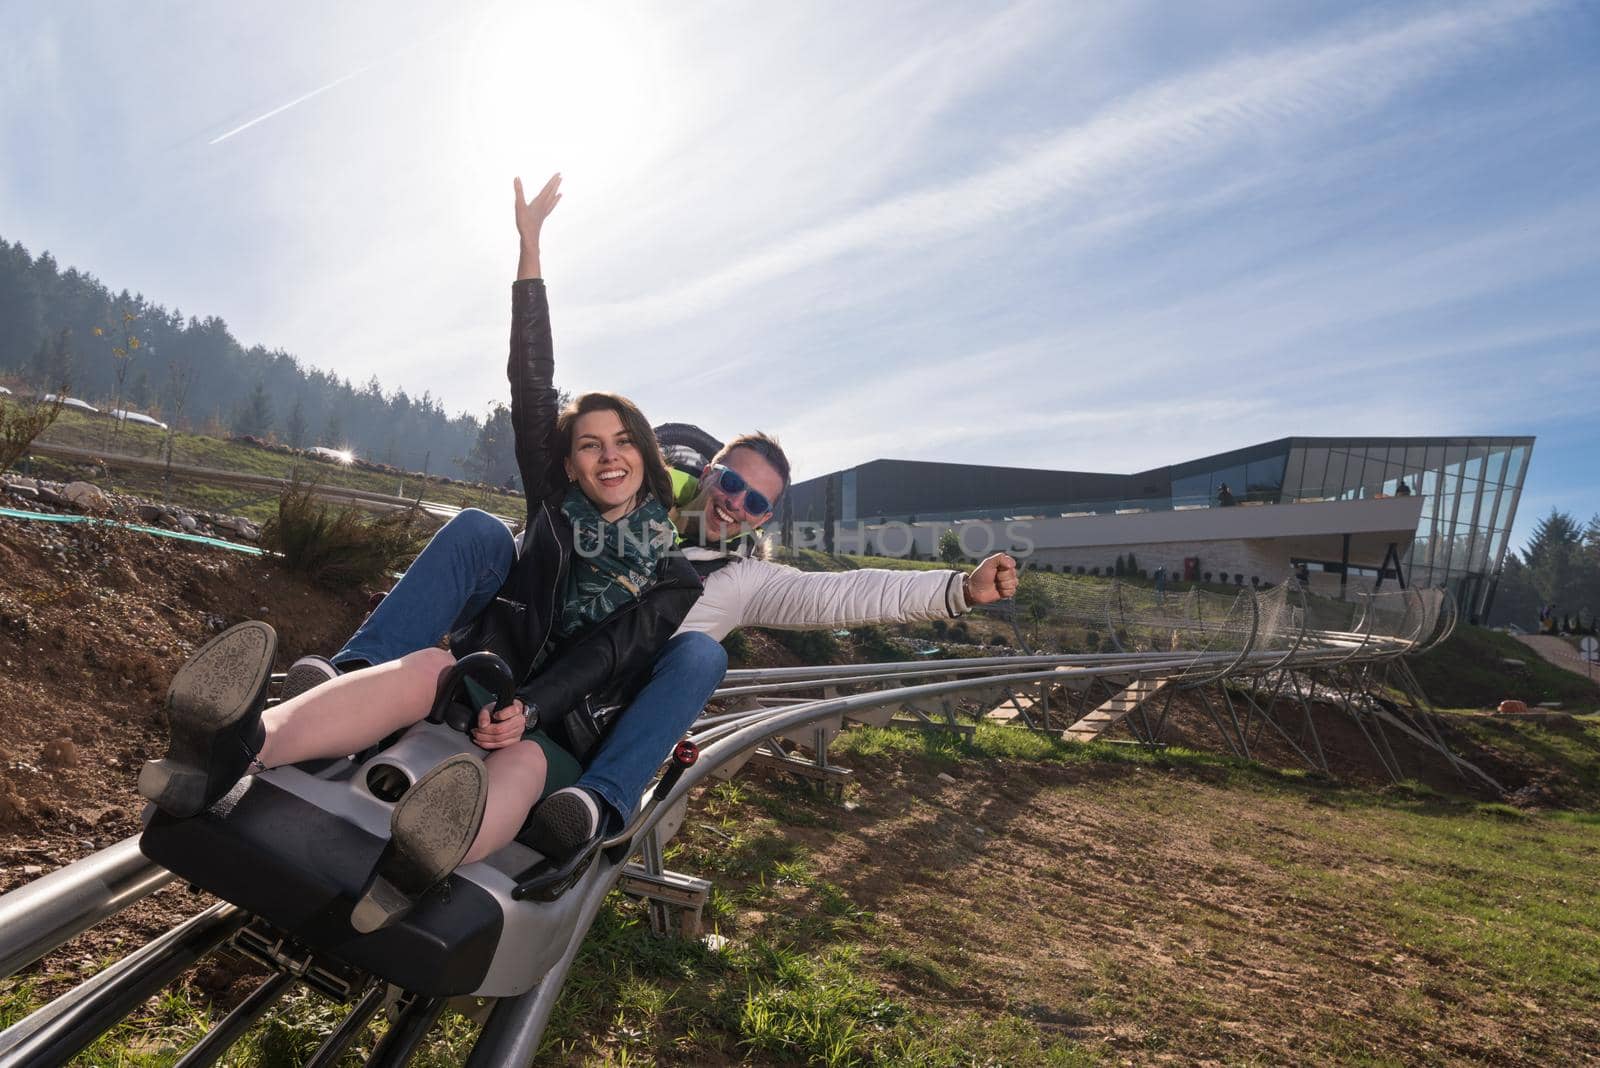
558, 485, 676, 638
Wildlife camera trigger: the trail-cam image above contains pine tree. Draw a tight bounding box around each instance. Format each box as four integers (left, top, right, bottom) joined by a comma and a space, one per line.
1523, 508, 1583, 606
460, 403, 517, 486
286, 398, 308, 448
232, 380, 276, 438
47, 329, 74, 392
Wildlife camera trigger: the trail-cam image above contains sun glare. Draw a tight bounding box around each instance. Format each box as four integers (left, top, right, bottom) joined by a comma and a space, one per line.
457, 2, 681, 190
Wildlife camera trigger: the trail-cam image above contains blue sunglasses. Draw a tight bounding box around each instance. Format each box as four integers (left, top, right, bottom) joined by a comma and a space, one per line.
709, 463, 774, 517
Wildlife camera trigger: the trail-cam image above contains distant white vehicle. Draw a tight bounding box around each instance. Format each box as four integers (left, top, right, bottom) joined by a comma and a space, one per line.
42, 393, 100, 414
305, 445, 355, 465
111, 408, 169, 430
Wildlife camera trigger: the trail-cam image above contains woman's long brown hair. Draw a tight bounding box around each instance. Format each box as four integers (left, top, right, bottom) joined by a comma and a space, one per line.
554, 392, 674, 509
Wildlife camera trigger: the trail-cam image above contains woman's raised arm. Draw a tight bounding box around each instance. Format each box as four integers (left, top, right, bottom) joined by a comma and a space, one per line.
507, 173, 563, 505
515, 174, 562, 281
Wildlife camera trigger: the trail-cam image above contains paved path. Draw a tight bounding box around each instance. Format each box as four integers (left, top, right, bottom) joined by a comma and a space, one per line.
1513, 633, 1598, 682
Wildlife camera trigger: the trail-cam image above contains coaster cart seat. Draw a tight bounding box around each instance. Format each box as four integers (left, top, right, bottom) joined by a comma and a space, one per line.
138, 654, 659, 1000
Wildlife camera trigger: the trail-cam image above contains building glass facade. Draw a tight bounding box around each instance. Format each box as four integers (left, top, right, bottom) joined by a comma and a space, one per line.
1275, 437, 1532, 619
1166, 436, 1533, 619
786, 436, 1533, 620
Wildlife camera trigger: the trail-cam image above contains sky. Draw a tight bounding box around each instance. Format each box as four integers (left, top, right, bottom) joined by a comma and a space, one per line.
2, 0, 1597, 553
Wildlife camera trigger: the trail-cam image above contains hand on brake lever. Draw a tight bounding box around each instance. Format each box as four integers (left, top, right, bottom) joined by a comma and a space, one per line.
470, 699, 530, 750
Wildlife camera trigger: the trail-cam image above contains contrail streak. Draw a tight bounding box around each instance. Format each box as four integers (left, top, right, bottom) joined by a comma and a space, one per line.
208, 64, 372, 145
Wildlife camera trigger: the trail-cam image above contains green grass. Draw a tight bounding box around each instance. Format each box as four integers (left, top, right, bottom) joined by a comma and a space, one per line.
1410, 624, 1600, 712
833, 720, 1268, 785
6, 718, 1597, 1063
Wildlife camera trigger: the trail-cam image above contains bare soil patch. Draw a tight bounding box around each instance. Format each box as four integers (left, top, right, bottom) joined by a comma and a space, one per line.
709, 749, 1600, 1065
0, 512, 368, 995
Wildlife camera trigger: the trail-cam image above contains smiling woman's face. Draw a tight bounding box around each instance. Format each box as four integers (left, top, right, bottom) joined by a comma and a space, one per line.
563, 409, 645, 520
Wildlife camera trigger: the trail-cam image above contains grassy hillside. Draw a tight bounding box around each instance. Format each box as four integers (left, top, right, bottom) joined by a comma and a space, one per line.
1410, 625, 1600, 713
14, 409, 524, 522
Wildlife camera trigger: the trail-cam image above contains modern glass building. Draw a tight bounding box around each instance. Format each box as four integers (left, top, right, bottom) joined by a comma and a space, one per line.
785, 436, 1535, 620
1166, 437, 1533, 618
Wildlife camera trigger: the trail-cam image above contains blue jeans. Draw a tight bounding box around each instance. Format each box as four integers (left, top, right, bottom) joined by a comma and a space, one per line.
582, 632, 726, 830
331, 507, 727, 826
333, 508, 516, 668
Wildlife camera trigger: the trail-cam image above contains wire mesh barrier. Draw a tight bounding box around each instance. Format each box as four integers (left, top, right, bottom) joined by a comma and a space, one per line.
0, 582, 1497, 1068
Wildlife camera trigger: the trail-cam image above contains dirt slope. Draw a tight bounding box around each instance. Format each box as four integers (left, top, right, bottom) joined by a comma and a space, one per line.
0, 513, 369, 969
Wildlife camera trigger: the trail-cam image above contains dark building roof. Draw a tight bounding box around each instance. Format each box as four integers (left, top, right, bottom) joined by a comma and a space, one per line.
784, 436, 1533, 523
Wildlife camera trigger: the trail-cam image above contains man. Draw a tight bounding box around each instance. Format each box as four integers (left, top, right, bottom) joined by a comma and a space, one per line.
286, 433, 1016, 861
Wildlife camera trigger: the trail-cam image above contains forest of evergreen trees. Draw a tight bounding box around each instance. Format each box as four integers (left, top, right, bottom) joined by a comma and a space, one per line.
0, 236, 512, 482
1486, 508, 1600, 632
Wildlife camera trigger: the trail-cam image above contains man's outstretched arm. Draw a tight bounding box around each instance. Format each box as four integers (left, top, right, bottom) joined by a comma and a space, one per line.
733, 552, 1018, 632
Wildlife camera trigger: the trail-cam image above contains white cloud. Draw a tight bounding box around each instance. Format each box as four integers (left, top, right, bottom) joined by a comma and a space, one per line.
565, 0, 1560, 339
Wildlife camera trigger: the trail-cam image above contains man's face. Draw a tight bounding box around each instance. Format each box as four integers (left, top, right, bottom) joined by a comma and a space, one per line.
693, 446, 784, 540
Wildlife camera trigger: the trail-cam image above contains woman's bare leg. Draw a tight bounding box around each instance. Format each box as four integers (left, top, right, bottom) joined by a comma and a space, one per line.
462, 740, 548, 864
255, 647, 455, 768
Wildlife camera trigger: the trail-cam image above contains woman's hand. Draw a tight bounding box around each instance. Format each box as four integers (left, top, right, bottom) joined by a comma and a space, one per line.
514, 174, 562, 280
471, 698, 528, 750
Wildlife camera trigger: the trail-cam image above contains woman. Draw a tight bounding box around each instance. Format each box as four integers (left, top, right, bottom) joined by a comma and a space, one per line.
139, 174, 703, 932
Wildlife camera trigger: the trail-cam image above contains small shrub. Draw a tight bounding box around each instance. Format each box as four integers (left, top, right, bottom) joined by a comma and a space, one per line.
0, 392, 66, 474
261, 475, 426, 588
769, 627, 840, 664
721, 629, 751, 664
938, 529, 963, 564
849, 626, 902, 662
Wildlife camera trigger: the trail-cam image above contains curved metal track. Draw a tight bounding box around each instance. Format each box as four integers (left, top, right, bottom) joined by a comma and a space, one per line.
0, 584, 1482, 1067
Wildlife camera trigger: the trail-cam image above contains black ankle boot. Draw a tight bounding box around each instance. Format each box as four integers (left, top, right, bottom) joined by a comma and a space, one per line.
351, 753, 488, 934
138, 621, 276, 818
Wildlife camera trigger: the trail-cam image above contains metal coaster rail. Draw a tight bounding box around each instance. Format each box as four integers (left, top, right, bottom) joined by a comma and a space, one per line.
0, 581, 1485, 1067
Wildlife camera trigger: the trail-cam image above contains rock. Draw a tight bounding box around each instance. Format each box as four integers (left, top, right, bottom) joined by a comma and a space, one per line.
178, 514, 198, 532
103, 558, 138, 590
936, 771, 958, 784
0, 789, 22, 828
41, 738, 79, 768
136, 503, 168, 524
63, 481, 107, 511
35, 486, 69, 507
3, 482, 38, 500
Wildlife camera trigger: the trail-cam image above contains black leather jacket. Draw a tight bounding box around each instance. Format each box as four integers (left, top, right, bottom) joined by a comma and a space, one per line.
450, 280, 702, 755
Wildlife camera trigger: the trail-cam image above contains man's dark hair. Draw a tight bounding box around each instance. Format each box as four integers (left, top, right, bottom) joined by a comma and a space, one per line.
711, 431, 791, 503
555, 392, 675, 508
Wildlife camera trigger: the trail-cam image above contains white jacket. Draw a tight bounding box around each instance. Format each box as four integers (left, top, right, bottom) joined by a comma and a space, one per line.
674, 547, 970, 641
